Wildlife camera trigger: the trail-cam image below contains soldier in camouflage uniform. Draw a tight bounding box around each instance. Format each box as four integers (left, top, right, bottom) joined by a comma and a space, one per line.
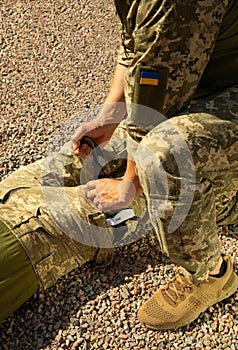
72, 0, 238, 329
1, 0, 238, 329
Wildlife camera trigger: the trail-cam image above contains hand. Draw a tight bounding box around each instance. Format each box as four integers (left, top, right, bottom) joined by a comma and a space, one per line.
71, 102, 126, 158
71, 120, 117, 158
85, 178, 143, 211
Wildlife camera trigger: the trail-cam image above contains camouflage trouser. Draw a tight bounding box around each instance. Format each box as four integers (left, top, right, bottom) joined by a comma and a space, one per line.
0, 124, 147, 290
134, 85, 238, 283
1, 86, 238, 290
0, 125, 147, 321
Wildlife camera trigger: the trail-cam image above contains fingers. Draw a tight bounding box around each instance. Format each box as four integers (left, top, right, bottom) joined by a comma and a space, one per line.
84, 179, 128, 211
85, 181, 98, 201
71, 124, 92, 154
85, 180, 109, 209
85, 181, 103, 204
71, 132, 95, 158
73, 143, 92, 158
86, 181, 97, 190
86, 188, 98, 200
71, 125, 86, 146
77, 143, 93, 158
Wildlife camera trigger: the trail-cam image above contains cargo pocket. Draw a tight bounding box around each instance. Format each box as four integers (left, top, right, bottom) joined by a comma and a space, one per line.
34, 253, 61, 290
0, 187, 44, 230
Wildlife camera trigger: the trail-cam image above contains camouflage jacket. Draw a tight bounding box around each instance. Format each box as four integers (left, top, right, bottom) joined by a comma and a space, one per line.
114, 0, 238, 140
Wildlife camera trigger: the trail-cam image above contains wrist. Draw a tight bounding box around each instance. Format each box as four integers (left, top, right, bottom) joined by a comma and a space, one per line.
121, 177, 143, 197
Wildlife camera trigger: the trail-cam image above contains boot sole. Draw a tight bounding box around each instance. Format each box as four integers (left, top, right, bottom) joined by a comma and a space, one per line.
143, 271, 238, 331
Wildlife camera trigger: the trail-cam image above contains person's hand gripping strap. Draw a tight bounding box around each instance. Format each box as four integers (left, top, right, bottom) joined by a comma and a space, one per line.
80, 136, 107, 180
81, 137, 139, 226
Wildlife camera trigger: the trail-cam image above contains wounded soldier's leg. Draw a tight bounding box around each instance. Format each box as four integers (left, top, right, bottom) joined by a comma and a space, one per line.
0, 221, 38, 323
0, 122, 144, 323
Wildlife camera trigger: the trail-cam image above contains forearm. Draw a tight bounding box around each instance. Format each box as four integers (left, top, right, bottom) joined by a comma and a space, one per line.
123, 158, 143, 196
71, 64, 128, 152
96, 64, 128, 128
107, 66, 143, 194
105, 63, 127, 104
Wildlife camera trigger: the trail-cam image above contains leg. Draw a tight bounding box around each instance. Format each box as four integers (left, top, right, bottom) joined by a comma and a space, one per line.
134, 86, 238, 329
0, 121, 148, 305
0, 127, 127, 322
0, 221, 38, 323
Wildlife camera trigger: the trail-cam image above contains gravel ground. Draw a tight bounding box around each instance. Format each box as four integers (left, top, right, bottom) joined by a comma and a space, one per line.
0, 1, 238, 349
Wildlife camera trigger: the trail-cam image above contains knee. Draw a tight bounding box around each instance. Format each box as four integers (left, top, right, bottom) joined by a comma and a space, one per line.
135, 116, 196, 178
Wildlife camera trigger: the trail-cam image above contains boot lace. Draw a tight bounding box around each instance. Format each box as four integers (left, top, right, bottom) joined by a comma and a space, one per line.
161, 272, 193, 306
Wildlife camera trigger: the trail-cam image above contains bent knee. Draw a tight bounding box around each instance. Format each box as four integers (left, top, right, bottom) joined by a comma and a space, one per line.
135, 116, 197, 178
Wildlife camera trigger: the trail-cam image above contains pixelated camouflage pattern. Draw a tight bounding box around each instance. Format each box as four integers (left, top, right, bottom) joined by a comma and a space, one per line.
0, 159, 98, 290
0, 125, 147, 290
134, 86, 238, 283
1, 0, 237, 288
115, 0, 232, 140
1, 86, 238, 286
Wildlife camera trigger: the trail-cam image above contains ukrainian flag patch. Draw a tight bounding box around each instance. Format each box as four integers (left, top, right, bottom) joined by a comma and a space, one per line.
139, 71, 160, 86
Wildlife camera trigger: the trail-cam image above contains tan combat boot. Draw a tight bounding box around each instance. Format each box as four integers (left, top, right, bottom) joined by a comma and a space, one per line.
138, 255, 238, 330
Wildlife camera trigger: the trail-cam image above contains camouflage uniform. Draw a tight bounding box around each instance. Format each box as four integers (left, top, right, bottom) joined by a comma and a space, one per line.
0, 124, 147, 291
114, 0, 238, 282
116, 0, 237, 119
134, 87, 238, 283
0, 123, 149, 322
1, 1, 238, 322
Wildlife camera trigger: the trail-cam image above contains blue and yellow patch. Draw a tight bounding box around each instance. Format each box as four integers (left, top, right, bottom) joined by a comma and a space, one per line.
139, 71, 160, 86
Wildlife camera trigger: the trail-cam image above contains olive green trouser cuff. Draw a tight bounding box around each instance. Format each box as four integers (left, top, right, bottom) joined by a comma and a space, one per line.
0, 220, 38, 323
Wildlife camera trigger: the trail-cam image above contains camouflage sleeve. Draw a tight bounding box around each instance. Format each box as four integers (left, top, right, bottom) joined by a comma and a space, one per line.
116, 17, 135, 67
115, 1, 135, 67
116, 0, 230, 143
116, 33, 135, 67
